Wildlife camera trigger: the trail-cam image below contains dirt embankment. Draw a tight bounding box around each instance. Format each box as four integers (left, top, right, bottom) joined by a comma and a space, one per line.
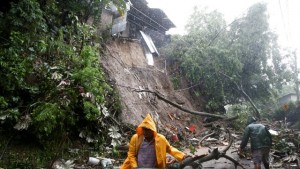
101, 39, 203, 133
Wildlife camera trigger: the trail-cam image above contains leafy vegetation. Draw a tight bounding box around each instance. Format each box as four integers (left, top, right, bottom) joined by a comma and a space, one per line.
163, 4, 293, 116
0, 0, 125, 167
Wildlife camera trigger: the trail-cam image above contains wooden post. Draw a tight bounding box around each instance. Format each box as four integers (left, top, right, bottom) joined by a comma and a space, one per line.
294, 50, 299, 103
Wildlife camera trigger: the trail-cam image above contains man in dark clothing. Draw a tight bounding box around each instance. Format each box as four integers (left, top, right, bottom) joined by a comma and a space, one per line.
239, 116, 272, 169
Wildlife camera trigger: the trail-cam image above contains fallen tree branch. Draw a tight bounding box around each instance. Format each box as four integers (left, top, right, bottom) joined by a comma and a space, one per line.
219, 72, 261, 119
168, 112, 174, 120
168, 129, 246, 169
134, 89, 228, 119
199, 132, 215, 146
169, 148, 246, 169
220, 129, 233, 153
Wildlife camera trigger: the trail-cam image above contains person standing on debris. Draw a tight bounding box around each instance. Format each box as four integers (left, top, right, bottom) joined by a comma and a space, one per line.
239, 116, 272, 169
120, 113, 190, 169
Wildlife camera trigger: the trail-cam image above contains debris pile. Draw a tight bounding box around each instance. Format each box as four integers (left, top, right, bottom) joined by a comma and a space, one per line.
49, 118, 300, 169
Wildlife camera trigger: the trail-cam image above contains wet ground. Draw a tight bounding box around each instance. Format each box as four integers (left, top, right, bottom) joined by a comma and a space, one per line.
183, 145, 289, 169
183, 145, 251, 169
194, 146, 252, 169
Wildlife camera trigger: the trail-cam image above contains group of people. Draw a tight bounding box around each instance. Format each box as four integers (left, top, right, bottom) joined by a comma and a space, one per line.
120, 114, 272, 169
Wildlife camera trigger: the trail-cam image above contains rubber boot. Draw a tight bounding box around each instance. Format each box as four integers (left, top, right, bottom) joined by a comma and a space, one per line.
254, 164, 261, 169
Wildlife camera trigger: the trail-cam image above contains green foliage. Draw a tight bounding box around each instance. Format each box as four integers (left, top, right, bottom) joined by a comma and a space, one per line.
32, 102, 65, 135
188, 144, 197, 155
83, 101, 100, 121
57, 0, 126, 23
0, 0, 123, 161
163, 3, 292, 113
225, 104, 254, 130
272, 129, 300, 154
112, 146, 120, 158
0, 0, 126, 167
0, 96, 8, 109
171, 76, 180, 90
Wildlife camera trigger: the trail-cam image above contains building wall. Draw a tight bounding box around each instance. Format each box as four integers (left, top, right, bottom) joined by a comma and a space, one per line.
278, 93, 299, 105
98, 9, 113, 33
290, 95, 298, 102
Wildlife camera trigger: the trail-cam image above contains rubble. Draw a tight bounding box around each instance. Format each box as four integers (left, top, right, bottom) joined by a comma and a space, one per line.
48, 118, 300, 169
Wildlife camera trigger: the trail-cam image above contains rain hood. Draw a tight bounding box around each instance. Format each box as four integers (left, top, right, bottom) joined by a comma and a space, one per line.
136, 114, 157, 137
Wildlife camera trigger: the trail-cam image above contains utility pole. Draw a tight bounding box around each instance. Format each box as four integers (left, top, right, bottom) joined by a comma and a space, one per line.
294, 50, 299, 103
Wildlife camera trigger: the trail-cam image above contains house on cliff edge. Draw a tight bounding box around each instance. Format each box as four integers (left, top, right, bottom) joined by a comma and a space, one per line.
98, 0, 175, 65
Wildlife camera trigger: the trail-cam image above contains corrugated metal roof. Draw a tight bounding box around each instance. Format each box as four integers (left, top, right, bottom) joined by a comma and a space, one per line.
140, 30, 159, 56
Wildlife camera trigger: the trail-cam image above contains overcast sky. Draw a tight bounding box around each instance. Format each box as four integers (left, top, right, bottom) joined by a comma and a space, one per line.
146, 0, 299, 54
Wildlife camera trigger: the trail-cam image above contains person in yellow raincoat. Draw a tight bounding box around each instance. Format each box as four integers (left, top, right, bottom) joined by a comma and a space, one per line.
120, 114, 189, 169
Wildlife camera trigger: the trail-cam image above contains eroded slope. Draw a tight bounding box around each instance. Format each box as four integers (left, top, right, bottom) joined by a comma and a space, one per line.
101, 39, 202, 132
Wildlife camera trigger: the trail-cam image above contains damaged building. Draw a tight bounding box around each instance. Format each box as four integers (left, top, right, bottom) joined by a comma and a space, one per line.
98, 0, 175, 65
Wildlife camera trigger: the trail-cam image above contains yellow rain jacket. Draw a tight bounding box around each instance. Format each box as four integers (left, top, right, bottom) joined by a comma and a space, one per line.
120, 114, 185, 169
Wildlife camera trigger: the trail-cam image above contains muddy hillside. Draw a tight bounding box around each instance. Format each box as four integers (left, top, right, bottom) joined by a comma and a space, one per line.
101, 39, 203, 132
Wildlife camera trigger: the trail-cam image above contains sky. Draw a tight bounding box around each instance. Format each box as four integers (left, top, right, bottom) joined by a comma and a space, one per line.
146, 0, 299, 56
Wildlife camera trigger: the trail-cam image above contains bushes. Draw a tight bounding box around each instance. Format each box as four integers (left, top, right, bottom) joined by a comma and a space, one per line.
0, 1, 123, 167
